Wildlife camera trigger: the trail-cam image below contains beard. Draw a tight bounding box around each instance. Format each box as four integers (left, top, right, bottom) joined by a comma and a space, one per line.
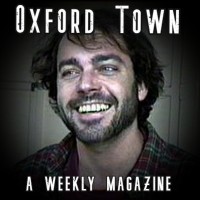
57, 84, 138, 144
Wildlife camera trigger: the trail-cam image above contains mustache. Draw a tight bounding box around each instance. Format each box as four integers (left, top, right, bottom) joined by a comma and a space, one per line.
68, 93, 118, 108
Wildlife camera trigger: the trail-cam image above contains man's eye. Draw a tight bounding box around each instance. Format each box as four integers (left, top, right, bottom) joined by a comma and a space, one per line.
99, 65, 118, 75
61, 69, 80, 79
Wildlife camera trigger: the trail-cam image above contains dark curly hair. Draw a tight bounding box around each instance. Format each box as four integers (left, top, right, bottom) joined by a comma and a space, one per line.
32, 9, 164, 126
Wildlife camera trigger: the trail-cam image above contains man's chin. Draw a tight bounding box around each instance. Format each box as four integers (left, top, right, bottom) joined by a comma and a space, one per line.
73, 123, 113, 144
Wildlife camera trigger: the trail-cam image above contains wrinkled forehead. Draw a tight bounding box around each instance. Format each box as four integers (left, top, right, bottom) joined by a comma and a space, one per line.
57, 31, 133, 70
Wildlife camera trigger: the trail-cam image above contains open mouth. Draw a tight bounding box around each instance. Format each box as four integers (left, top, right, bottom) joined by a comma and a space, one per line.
76, 103, 112, 114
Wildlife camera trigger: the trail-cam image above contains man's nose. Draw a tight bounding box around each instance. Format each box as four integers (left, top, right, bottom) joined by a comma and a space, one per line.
76, 70, 101, 94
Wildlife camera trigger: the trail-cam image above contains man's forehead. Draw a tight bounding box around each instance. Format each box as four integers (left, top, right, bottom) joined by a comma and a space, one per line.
57, 34, 133, 71
58, 36, 118, 63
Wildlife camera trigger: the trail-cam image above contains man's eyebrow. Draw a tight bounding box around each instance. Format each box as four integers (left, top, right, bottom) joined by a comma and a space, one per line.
58, 58, 81, 71
92, 54, 124, 65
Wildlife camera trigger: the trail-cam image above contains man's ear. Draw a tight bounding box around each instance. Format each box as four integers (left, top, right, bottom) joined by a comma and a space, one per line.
138, 82, 148, 101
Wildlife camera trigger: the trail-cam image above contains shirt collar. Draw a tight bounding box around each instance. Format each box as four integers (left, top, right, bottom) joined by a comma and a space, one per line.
130, 121, 165, 177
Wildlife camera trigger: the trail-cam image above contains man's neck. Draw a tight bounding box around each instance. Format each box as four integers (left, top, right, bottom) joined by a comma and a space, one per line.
76, 121, 144, 190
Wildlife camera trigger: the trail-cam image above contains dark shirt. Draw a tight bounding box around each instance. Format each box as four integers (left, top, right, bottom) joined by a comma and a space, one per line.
12, 122, 200, 199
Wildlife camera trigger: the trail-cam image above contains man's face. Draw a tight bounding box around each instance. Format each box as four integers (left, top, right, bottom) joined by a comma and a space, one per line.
57, 35, 139, 144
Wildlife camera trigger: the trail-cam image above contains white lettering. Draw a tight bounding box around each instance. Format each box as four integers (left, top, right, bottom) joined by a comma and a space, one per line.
134, 177, 141, 191
16, 5, 25, 33
30, 9, 40, 33
88, 176, 94, 191
85, 9, 94, 33
58, 9, 67, 33
45, 9, 53, 33
169, 10, 179, 34
118, 177, 124, 191
133, 9, 141, 33
71, 9, 80, 33
26, 176, 33, 191
144, 176, 150, 191
72, 177, 79, 191
126, 177, 132, 191
115, 5, 129, 33
166, 176, 171, 191
146, 9, 164, 34
107, 177, 115, 191
58, 176, 63, 191
45, 176, 56, 191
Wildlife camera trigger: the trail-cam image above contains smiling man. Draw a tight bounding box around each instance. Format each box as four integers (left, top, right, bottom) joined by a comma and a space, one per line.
13, 9, 199, 200
57, 36, 143, 145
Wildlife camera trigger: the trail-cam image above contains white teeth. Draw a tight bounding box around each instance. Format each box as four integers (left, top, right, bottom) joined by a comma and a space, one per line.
91, 104, 96, 111
79, 106, 83, 113
96, 104, 100, 112
78, 103, 110, 113
86, 105, 91, 112
82, 105, 86, 112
